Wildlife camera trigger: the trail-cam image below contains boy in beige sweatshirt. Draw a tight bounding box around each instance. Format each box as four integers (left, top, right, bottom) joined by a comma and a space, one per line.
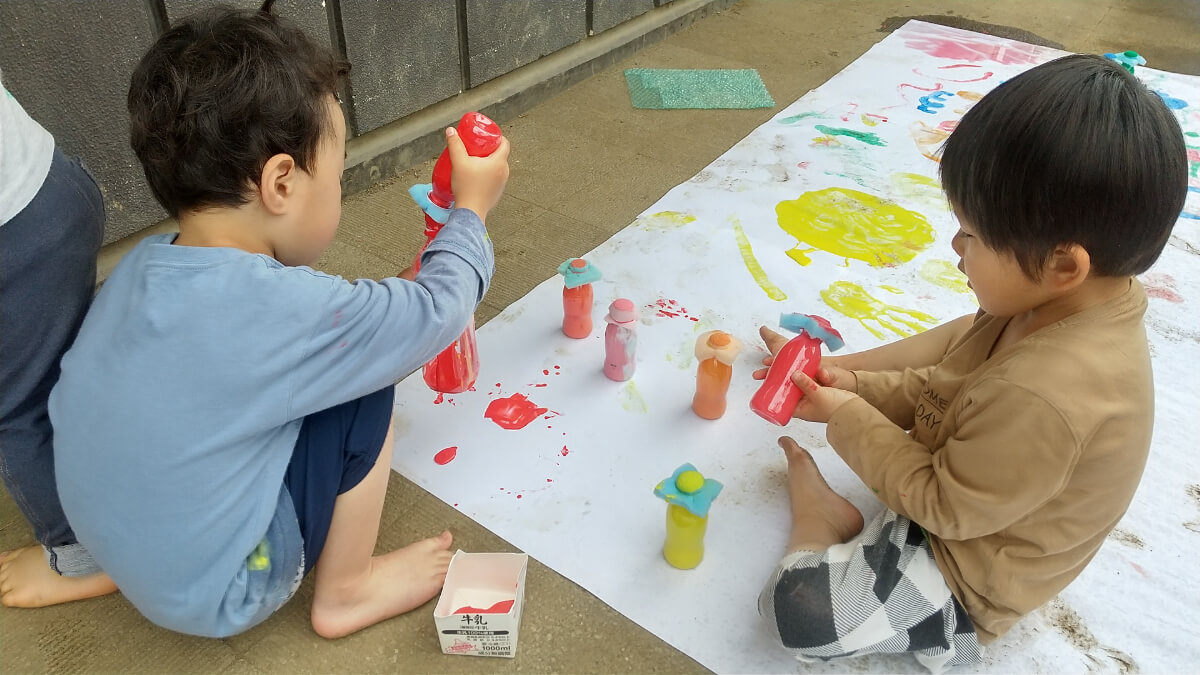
756, 54, 1187, 672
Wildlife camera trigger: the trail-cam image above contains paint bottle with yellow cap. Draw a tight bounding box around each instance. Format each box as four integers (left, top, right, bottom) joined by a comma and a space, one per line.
654, 464, 723, 570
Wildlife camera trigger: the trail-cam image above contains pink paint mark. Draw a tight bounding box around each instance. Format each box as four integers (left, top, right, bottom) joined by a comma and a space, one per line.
864, 113, 888, 123
560, 446, 570, 456
516, 494, 523, 499
937, 120, 959, 133
797, 161, 811, 169
454, 599, 515, 614
1130, 561, 1150, 578
1187, 148, 1200, 162
433, 446, 458, 465
1141, 273, 1184, 303
484, 394, 548, 430
338, 340, 348, 349
903, 23, 1041, 65
332, 309, 343, 327
647, 298, 700, 321
546, 478, 553, 483
881, 82, 943, 110
840, 102, 859, 122
912, 64, 995, 83
553, 365, 561, 370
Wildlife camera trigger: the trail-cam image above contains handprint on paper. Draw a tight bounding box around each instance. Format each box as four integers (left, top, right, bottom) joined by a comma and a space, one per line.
820, 281, 938, 340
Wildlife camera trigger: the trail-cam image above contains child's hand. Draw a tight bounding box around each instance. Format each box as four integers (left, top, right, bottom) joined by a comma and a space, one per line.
789, 371, 859, 423
447, 127, 510, 221
752, 326, 858, 392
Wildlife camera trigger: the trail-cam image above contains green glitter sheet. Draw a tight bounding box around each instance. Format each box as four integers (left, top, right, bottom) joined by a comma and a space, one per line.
623, 68, 775, 110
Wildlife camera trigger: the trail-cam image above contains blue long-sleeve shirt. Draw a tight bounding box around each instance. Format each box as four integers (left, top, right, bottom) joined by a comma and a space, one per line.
49, 208, 492, 637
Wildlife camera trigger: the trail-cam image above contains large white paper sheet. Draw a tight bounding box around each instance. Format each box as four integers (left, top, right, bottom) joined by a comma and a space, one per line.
392, 21, 1200, 673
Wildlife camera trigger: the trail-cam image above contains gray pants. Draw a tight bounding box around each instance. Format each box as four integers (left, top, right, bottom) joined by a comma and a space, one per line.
0, 148, 105, 575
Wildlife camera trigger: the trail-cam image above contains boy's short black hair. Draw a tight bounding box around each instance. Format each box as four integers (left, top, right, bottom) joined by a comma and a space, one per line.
940, 54, 1187, 279
128, 0, 348, 217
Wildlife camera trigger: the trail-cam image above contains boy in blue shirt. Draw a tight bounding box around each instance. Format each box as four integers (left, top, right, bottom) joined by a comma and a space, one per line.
48, 2, 509, 638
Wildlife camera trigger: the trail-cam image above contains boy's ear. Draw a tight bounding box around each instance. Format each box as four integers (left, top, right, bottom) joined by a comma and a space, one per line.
1044, 243, 1091, 289
259, 153, 297, 215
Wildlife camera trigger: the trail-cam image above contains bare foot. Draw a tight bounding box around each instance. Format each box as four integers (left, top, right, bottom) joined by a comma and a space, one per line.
310, 530, 454, 639
0, 546, 117, 608
779, 437, 864, 553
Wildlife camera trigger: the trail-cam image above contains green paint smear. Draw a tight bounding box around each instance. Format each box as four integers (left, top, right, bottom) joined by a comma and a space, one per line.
778, 111, 824, 124
620, 381, 648, 413
814, 125, 887, 147
1186, 131, 1200, 137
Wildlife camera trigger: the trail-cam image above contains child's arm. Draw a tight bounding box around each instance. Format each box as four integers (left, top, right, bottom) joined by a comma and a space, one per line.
826, 313, 975, 372
793, 372, 1080, 540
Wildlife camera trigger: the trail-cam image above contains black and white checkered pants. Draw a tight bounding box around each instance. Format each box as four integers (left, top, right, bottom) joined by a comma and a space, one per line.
759, 508, 981, 673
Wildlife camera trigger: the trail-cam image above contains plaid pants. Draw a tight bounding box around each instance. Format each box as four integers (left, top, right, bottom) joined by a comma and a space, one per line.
759, 508, 981, 673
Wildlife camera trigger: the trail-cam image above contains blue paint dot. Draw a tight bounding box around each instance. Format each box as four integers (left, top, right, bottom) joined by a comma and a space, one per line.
1155, 91, 1188, 110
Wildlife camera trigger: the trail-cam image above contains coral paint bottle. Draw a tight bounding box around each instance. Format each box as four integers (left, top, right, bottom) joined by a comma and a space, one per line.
692, 331, 741, 420
557, 258, 601, 339
409, 112, 502, 394
653, 465, 723, 570
749, 314, 844, 426
603, 299, 637, 381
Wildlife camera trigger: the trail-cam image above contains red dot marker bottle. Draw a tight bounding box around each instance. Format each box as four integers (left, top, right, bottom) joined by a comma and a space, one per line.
749, 314, 844, 426
557, 258, 602, 339
411, 112, 503, 394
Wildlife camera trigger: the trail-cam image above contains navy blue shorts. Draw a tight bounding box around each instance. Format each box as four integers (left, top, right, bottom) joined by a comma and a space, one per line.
283, 386, 395, 573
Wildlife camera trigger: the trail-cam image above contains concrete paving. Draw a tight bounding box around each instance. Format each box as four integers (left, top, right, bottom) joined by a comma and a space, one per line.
3, 1, 1197, 673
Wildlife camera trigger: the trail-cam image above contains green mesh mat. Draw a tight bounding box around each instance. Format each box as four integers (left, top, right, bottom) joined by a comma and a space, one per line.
623, 68, 775, 110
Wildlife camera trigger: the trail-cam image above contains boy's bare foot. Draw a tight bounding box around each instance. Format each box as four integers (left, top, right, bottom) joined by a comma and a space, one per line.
0, 546, 117, 608
779, 437, 864, 553
310, 530, 454, 639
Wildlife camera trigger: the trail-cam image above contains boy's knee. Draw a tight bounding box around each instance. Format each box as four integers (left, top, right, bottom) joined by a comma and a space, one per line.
762, 563, 839, 651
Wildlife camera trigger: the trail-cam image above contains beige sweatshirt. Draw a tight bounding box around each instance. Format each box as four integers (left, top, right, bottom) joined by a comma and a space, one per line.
826, 280, 1152, 644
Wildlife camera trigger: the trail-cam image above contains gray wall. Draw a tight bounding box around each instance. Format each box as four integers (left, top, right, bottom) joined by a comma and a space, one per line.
0, 0, 660, 244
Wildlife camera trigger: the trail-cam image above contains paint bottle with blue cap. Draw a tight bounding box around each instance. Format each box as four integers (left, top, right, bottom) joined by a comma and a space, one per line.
558, 258, 601, 338
750, 313, 844, 426
654, 464, 723, 570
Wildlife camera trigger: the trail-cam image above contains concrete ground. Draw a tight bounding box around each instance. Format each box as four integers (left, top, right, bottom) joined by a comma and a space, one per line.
3, 1, 1197, 673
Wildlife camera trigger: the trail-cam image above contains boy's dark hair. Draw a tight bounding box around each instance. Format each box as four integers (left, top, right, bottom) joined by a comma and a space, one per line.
940, 54, 1187, 279
128, 0, 348, 217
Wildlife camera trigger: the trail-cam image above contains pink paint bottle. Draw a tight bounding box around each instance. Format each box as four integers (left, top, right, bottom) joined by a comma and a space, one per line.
603, 299, 637, 381
408, 112, 503, 394
558, 258, 602, 338
750, 314, 844, 426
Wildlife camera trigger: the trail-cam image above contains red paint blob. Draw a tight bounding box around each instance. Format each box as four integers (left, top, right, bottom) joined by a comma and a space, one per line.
484, 394, 548, 430
433, 446, 458, 465
433, 393, 445, 404
453, 599, 515, 614
542, 369, 550, 375
516, 494, 523, 499
560, 446, 570, 456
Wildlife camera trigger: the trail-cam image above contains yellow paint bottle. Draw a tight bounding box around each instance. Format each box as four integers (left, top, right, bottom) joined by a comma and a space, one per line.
654, 465, 723, 570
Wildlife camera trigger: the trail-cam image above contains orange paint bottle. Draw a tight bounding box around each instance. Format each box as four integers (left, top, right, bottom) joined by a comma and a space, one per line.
692, 330, 742, 420
557, 258, 601, 339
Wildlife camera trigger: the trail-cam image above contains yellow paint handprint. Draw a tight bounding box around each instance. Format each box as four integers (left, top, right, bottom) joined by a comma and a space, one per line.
919, 259, 972, 295
776, 188, 935, 268
820, 281, 938, 339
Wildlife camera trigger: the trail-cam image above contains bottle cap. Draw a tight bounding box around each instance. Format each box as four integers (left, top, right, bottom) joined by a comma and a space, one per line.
653, 463, 723, 518
604, 298, 638, 326
695, 330, 742, 364
557, 258, 602, 288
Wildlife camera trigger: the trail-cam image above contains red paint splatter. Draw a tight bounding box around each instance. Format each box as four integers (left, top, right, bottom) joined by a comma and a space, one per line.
937, 120, 958, 133
840, 102, 859, 122
911, 64, 994, 83
542, 369, 550, 375
1130, 561, 1150, 578
560, 446, 570, 456
516, 494, 523, 499
864, 113, 888, 123
647, 298, 700, 321
484, 394, 548, 430
797, 161, 811, 169
903, 24, 1041, 65
546, 478, 553, 483
1187, 148, 1200, 162
553, 365, 561, 370
1142, 273, 1184, 303
531, 383, 548, 388
453, 503, 458, 507
433, 393, 446, 404
433, 446, 458, 465
881, 82, 942, 111
338, 340, 348, 349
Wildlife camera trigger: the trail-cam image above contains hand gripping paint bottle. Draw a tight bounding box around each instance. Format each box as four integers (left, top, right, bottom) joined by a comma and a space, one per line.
749, 314, 844, 426
653, 464, 723, 570
692, 330, 742, 420
603, 299, 638, 382
407, 112, 503, 394
557, 258, 601, 339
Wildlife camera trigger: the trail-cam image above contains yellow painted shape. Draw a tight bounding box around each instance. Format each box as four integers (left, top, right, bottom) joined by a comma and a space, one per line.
820, 281, 938, 339
620, 380, 648, 413
731, 218, 788, 301
920, 259, 972, 294
776, 188, 935, 268
663, 503, 707, 570
956, 90, 985, 101
636, 210, 696, 230
861, 113, 879, 127
880, 285, 904, 294
890, 172, 948, 213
